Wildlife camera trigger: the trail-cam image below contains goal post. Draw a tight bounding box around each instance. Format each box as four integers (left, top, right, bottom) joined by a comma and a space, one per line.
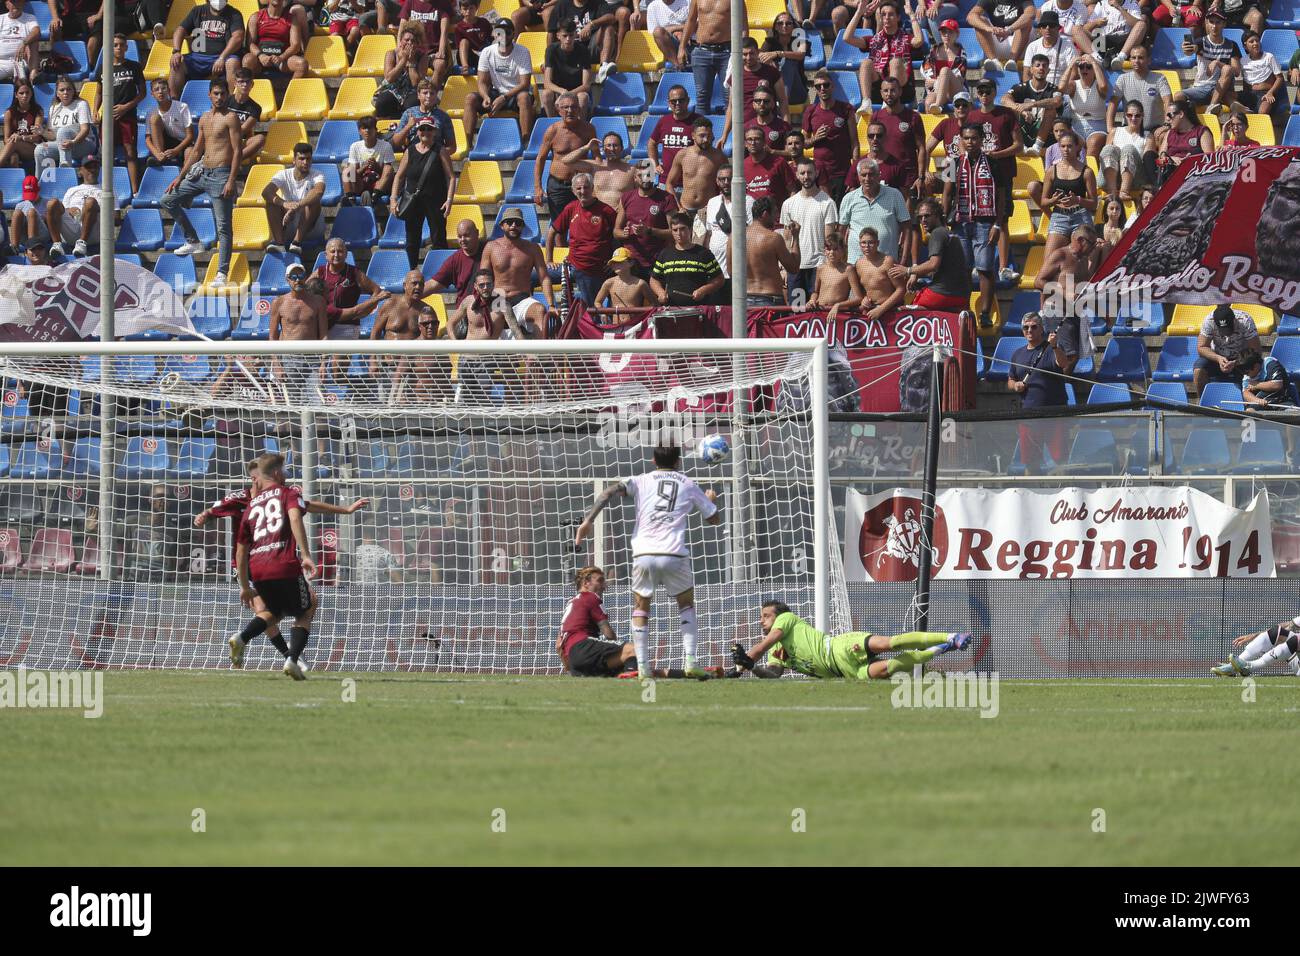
0, 338, 847, 672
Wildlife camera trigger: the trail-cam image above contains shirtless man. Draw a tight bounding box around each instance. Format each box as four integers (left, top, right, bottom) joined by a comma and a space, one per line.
666, 117, 725, 217
480, 207, 555, 339
269, 263, 329, 403
738, 196, 801, 307
809, 232, 865, 320
557, 131, 634, 209
450, 269, 509, 404
853, 226, 907, 321
678, 0, 731, 116
534, 93, 599, 221
594, 248, 652, 315
160, 78, 241, 286
399, 301, 451, 403
1035, 223, 1106, 368
370, 270, 443, 400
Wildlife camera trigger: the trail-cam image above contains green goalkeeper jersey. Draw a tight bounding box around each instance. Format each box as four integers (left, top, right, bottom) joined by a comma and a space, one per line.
765, 612, 839, 678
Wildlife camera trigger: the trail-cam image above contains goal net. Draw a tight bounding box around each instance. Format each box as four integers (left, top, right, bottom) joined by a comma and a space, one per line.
0, 339, 849, 673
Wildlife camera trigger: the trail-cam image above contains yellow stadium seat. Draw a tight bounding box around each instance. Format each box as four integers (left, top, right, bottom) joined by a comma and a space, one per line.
306, 35, 349, 78
1156, 70, 1182, 96
454, 162, 505, 204
233, 207, 271, 251
328, 77, 378, 120
481, 0, 521, 18
1033, 208, 1050, 243
238, 165, 285, 207
446, 204, 485, 244
450, 118, 468, 160
1012, 156, 1043, 199
922, 112, 944, 153
79, 81, 98, 108
1247, 113, 1275, 145
1169, 303, 1208, 335
1234, 303, 1276, 336
1019, 246, 1044, 290
251, 78, 278, 120
200, 254, 251, 295
421, 293, 450, 330
145, 41, 181, 81
278, 78, 330, 121
551, 247, 569, 264
441, 76, 476, 117
259, 122, 310, 163
1008, 200, 1034, 243
615, 31, 665, 74
971, 292, 1002, 331
231, 0, 260, 31
164, 1, 200, 41
517, 32, 548, 73
349, 34, 395, 77
749, 30, 769, 46
746, 0, 787, 29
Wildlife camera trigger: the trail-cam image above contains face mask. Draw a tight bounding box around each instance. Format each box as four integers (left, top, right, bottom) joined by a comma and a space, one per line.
636, 170, 655, 188
210, 0, 227, 9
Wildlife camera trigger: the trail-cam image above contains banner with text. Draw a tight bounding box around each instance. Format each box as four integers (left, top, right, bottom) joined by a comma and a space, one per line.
844, 486, 1274, 581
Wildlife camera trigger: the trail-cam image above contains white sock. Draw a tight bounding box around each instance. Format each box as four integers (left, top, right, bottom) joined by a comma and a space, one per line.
1289, 655, 1300, 676
1239, 632, 1274, 664
631, 615, 649, 674
680, 607, 698, 664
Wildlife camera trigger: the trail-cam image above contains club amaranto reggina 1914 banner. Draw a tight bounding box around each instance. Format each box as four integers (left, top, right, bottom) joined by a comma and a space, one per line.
844, 487, 1274, 582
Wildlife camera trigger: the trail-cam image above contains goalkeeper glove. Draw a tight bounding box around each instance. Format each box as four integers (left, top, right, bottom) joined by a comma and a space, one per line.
730, 641, 755, 670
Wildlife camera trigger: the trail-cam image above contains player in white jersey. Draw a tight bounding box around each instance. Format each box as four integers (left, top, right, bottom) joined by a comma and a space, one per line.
574, 446, 721, 679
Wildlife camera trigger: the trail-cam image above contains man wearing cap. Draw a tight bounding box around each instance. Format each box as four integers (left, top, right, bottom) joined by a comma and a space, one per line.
10, 174, 46, 252
1022, 10, 1077, 87
20, 236, 50, 266
480, 207, 555, 338
263, 143, 326, 257
426, 219, 485, 304
1184, 9, 1242, 116
44, 155, 100, 258
926, 89, 972, 193
1196, 304, 1261, 397
614, 159, 678, 281
534, 92, 599, 221
270, 263, 329, 403
316, 237, 390, 340
546, 172, 616, 306
967, 0, 1034, 72
802, 68, 857, 206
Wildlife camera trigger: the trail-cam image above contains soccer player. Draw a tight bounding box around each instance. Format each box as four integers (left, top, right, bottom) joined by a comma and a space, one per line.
730, 600, 971, 680
558, 566, 637, 676
573, 445, 721, 679
1213, 618, 1300, 677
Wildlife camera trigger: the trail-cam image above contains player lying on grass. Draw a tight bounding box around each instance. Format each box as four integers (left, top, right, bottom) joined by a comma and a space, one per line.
230, 453, 322, 681
730, 601, 971, 680
1213, 616, 1300, 677
198, 457, 368, 670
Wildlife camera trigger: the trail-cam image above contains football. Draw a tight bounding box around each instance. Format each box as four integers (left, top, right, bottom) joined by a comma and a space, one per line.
698, 434, 731, 464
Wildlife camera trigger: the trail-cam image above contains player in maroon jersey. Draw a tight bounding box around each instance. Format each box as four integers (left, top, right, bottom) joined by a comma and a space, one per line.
559, 566, 637, 676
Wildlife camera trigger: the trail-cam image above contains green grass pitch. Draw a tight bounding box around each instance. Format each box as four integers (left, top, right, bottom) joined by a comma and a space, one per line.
4, 670, 1300, 865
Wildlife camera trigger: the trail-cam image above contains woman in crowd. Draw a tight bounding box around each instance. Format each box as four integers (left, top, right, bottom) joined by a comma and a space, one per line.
33, 75, 96, 173
761, 12, 809, 109
1100, 99, 1155, 197
1101, 195, 1126, 248
1059, 53, 1109, 160
390, 118, 457, 269
1155, 99, 1212, 185
0, 79, 44, 171
1040, 129, 1096, 258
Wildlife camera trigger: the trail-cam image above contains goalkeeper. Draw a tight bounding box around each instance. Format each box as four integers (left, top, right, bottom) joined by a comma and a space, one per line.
731, 601, 971, 680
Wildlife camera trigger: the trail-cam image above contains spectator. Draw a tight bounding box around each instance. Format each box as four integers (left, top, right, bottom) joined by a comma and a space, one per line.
0, 0, 37, 84
1090, 0, 1145, 70
1195, 303, 1261, 397
1038, 0, 1103, 60
666, 116, 725, 216
559, 130, 635, 209
169, 0, 245, 97
741, 125, 797, 212
1008, 311, 1073, 473
34, 75, 97, 174
873, 76, 926, 205
263, 143, 327, 256
781, 156, 839, 303
906, 0, 962, 48
1106, 44, 1171, 136
1125, 184, 1155, 227
511, 0, 551, 36
944, 123, 1000, 325
677, 0, 730, 116
1059, 53, 1108, 159
1005, 53, 1063, 156
1152, 0, 1204, 32
479, 206, 554, 340
1101, 195, 1126, 247
534, 92, 598, 220
737, 85, 791, 155
0, 79, 44, 170
48, 3, 103, 66
91, 33, 144, 193
452, 0, 493, 75
1022, 10, 1076, 87
968, 77, 1021, 282
354, 533, 403, 584
542, 19, 595, 117
595, 246, 653, 314
20, 234, 50, 264
42, 155, 99, 258
853, 225, 907, 320
698, 163, 752, 281
375, 26, 428, 118
1101, 99, 1156, 196
1025, 120, 1073, 207
839, 156, 910, 263
1183, 8, 1240, 115
316, 236, 389, 338
546, 171, 617, 305
782, 128, 807, 165
647, 0, 689, 63
967, 0, 1034, 71
1240, 350, 1300, 408
269, 262, 329, 403
920, 18, 966, 117
896, 196, 970, 311
924, 88, 970, 196
615, 157, 677, 280
1155, 99, 1213, 184
228, 68, 266, 166
400, 0, 454, 89
761, 12, 808, 109
390, 118, 457, 269
1220, 108, 1260, 147
1041, 130, 1096, 258
1239, 30, 1287, 125
390, 78, 454, 151
846, 0, 921, 113
802, 69, 858, 205
116, 1, 170, 43
245, 0, 307, 79
323, 0, 368, 55
1219, 0, 1266, 34
647, 84, 699, 181
807, 230, 864, 317
344, 116, 397, 206
653, 210, 726, 304
10, 174, 44, 249
1035, 221, 1105, 295
549, 0, 620, 85
801, 0, 852, 33
717, 38, 787, 147
448, 269, 507, 351
287, 0, 325, 41
427, 219, 485, 302
468, 19, 535, 145
145, 77, 194, 169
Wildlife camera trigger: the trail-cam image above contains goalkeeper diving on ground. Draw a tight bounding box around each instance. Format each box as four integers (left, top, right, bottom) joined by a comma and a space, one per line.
1213, 616, 1300, 677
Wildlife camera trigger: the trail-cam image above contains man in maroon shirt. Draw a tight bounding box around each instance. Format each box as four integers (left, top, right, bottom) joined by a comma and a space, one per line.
318, 237, 389, 339
967, 77, 1023, 281
742, 87, 790, 153
614, 158, 678, 281
743, 126, 798, 211
847, 121, 908, 193
802, 68, 857, 205
452, 0, 493, 74
924, 89, 972, 195
426, 219, 485, 302
717, 37, 787, 148
647, 84, 700, 181
231, 453, 319, 681
873, 77, 926, 198
558, 565, 636, 675
545, 172, 616, 306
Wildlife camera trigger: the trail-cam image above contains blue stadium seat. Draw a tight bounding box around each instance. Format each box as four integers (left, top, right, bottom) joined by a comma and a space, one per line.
1152, 28, 1195, 69
0, 85, 11, 113
380, 214, 428, 249
313, 120, 360, 163
0, 443, 8, 477
107, 167, 134, 208
116, 209, 164, 253
0, 168, 23, 209
1269, 336, 1300, 377
187, 298, 233, 340
357, 441, 389, 478
9, 440, 59, 479
986, 335, 1027, 381
422, 249, 456, 284
492, 205, 540, 243
67, 438, 100, 477
1, 392, 28, 434
116, 437, 171, 480
329, 205, 378, 249
802, 32, 827, 71
470, 117, 524, 160
1200, 381, 1244, 410
974, 337, 985, 378
632, 120, 656, 158
506, 161, 546, 203
1146, 381, 1192, 408
38, 167, 77, 203
1153, 336, 1197, 382
1180, 425, 1232, 473
115, 356, 158, 384
231, 302, 272, 341
1001, 291, 1041, 335
648, 72, 696, 113
369, 248, 415, 292
595, 72, 647, 116
1086, 383, 1132, 405
135, 166, 185, 209
255, 251, 303, 296
590, 116, 631, 148
984, 65, 1019, 99
393, 438, 421, 475
826, 71, 862, 108
116, 255, 143, 267
92, 41, 143, 77
318, 164, 343, 206
1267, 0, 1300, 27
163, 355, 214, 385
32, 83, 55, 112
1096, 338, 1150, 383
182, 80, 214, 120
164, 210, 217, 250
1278, 313, 1300, 334
28, 2, 53, 39
125, 328, 169, 342
826, 29, 872, 70
153, 254, 198, 296
956, 28, 985, 70
524, 117, 560, 159
1235, 425, 1290, 473
173, 438, 218, 478
1061, 428, 1121, 475
1261, 29, 1299, 64
1223, 28, 1245, 50
50, 40, 90, 80
1110, 301, 1167, 336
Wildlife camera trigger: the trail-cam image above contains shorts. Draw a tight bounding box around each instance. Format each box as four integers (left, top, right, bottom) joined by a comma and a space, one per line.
515, 4, 546, 28
914, 287, 969, 311
630, 554, 694, 598
1071, 116, 1108, 141
359, 0, 400, 30
992, 168, 1012, 219
185, 52, 239, 79
829, 632, 877, 681
1048, 206, 1093, 236
954, 218, 997, 275
329, 18, 360, 34
546, 173, 576, 219
505, 294, 542, 335
1222, 3, 1260, 26
568, 636, 629, 676
115, 116, 137, 155
0, 58, 25, 82
255, 575, 313, 618
1183, 82, 1218, 105
327, 322, 359, 340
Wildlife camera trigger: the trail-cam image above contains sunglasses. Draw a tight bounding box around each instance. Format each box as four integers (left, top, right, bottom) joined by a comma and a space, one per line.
669, 97, 688, 103
867, 133, 884, 139
503, 218, 524, 225
813, 82, 831, 89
